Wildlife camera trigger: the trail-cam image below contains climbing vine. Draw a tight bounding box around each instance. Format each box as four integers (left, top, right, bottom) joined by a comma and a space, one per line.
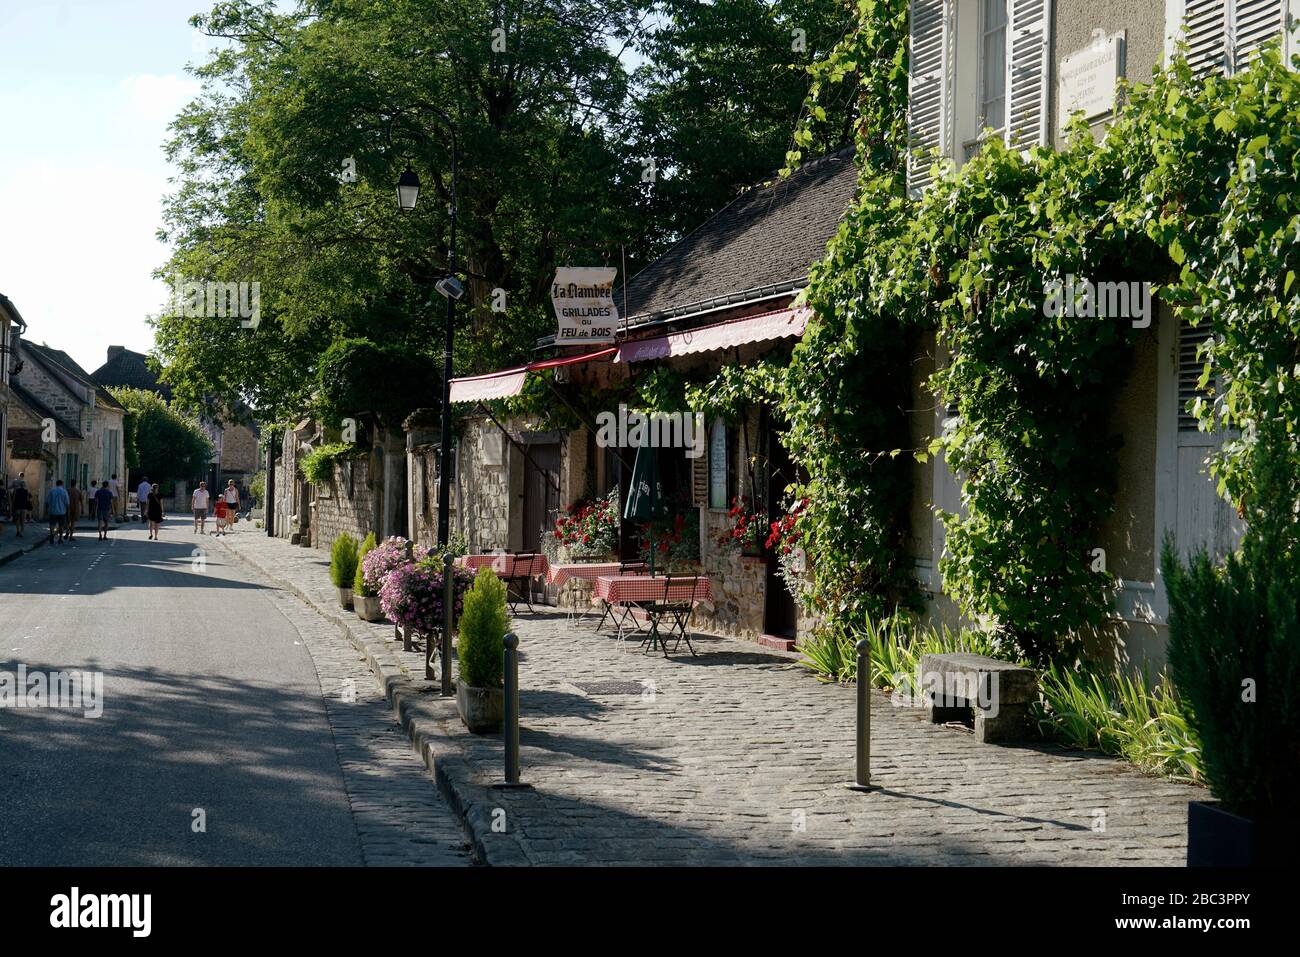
783, 6, 1300, 664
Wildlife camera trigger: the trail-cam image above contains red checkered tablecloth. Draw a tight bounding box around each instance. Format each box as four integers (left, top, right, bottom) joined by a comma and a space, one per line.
594, 574, 714, 610
548, 562, 635, 587
458, 554, 549, 578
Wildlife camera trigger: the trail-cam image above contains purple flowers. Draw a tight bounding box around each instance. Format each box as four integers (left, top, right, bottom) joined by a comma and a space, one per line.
377, 556, 471, 636
361, 536, 427, 595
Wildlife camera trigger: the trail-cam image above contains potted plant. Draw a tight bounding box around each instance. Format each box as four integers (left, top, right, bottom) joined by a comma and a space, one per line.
639, 507, 702, 574
329, 532, 359, 609
716, 495, 768, 558
456, 567, 508, 734
353, 532, 382, 621
1163, 420, 1300, 866
553, 486, 619, 562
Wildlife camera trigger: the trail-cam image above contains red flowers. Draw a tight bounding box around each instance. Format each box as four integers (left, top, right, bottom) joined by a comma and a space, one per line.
765, 498, 809, 554
717, 495, 768, 551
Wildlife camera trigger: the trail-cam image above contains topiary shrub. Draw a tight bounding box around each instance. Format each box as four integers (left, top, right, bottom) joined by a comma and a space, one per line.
457, 568, 508, 689
330, 532, 359, 589
1163, 418, 1300, 820
354, 532, 377, 595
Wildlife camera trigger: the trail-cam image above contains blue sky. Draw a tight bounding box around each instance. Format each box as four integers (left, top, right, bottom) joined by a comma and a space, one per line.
0, 1, 221, 374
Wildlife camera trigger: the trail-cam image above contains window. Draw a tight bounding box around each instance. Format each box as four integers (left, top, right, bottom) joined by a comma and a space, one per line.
908, 0, 1050, 196
1168, 0, 1297, 76
980, 0, 1008, 134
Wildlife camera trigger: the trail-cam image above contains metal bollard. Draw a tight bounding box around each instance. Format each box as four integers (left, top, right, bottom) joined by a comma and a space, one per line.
402, 623, 413, 653
493, 631, 529, 789
847, 638, 878, 792
435, 552, 453, 692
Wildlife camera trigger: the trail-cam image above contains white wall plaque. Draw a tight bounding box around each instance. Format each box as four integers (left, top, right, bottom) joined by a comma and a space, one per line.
1057, 30, 1126, 133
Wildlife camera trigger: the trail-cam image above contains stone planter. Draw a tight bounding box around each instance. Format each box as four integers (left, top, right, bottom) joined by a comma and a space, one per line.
336, 586, 353, 610
457, 682, 504, 734
355, 594, 382, 622
1187, 801, 1298, 867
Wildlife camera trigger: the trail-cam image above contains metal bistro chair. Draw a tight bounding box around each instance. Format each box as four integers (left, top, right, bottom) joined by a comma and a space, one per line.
641, 573, 700, 657
596, 559, 648, 634
505, 551, 540, 614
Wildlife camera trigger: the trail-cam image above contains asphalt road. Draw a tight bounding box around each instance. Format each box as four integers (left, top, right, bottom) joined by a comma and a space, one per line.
0, 516, 364, 865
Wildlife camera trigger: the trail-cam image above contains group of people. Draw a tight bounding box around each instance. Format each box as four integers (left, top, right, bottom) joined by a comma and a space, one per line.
0, 473, 125, 545
133, 477, 244, 540
1, 473, 247, 546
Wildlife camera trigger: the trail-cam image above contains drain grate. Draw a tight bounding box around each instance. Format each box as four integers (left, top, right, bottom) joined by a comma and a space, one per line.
571, 680, 652, 695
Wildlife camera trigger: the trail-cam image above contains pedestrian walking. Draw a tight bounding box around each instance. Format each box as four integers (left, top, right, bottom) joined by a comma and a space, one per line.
67, 480, 83, 543
192, 481, 211, 534
93, 481, 114, 541
146, 483, 164, 540
222, 480, 240, 529
46, 479, 70, 544
0, 483, 9, 540
136, 476, 151, 524
213, 497, 229, 537
10, 479, 30, 538
108, 473, 121, 521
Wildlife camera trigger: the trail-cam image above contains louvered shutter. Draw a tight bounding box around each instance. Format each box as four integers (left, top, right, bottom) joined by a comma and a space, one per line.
1178, 322, 1215, 432
908, 0, 951, 196
1180, 0, 1229, 76
1232, 0, 1287, 69
1006, 0, 1050, 150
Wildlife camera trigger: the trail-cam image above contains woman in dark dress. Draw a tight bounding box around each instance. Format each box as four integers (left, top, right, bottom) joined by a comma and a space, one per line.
146, 483, 164, 540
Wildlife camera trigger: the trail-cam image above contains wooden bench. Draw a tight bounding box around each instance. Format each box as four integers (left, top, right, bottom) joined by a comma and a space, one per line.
918, 652, 1038, 744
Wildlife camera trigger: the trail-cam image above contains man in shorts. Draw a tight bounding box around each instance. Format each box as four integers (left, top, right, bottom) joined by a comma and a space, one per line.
137, 476, 151, 523
108, 473, 121, 521
46, 479, 70, 544
192, 481, 211, 534
93, 481, 115, 541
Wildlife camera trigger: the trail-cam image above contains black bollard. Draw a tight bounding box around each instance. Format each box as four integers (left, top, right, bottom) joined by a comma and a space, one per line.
435, 552, 453, 691
493, 632, 529, 789
847, 638, 878, 792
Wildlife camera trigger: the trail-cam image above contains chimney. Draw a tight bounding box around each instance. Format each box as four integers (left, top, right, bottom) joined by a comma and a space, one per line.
107, 345, 125, 361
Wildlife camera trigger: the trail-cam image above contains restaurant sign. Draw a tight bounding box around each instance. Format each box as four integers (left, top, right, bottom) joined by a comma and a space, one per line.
551, 266, 619, 344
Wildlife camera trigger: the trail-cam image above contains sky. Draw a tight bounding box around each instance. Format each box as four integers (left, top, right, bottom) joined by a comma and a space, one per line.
0, 0, 224, 374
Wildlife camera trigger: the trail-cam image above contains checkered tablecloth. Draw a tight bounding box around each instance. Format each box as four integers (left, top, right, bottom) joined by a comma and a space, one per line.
548, 562, 634, 587
594, 574, 714, 610
459, 554, 549, 578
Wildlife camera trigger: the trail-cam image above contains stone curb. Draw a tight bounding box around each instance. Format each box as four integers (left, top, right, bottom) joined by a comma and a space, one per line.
216, 536, 533, 867
0, 536, 48, 566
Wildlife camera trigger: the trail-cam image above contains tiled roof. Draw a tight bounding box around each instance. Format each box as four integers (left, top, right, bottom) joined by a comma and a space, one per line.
26, 341, 94, 382
91, 346, 172, 401
622, 147, 858, 324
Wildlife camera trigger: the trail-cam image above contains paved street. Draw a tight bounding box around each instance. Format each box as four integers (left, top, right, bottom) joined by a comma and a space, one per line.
0, 517, 472, 866
225, 530, 1207, 867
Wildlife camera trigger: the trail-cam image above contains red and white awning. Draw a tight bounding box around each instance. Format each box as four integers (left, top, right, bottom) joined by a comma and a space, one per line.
614, 306, 810, 363
448, 347, 618, 405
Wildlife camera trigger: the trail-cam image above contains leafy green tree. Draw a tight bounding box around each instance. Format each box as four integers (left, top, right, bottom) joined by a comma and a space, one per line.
109, 387, 214, 485
316, 337, 439, 433
628, 0, 857, 251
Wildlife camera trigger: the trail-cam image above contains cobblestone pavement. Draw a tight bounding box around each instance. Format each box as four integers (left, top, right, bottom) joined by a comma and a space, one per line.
259, 570, 474, 866
223, 528, 1204, 866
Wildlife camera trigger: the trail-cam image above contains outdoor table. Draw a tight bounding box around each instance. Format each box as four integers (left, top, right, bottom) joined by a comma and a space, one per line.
549, 562, 645, 626
593, 574, 715, 640
458, 553, 549, 578
458, 554, 549, 613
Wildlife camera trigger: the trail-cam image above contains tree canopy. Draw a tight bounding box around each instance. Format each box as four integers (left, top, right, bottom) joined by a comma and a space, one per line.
110, 387, 215, 485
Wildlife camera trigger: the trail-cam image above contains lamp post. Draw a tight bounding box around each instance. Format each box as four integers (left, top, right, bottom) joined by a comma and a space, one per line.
393, 108, 460, 555
394, 106, 461, 698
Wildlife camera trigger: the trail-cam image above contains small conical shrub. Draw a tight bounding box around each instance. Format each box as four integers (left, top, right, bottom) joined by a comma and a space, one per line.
330, 532, 359, 588
354, 532, 377, 595
457, 568, 508, 688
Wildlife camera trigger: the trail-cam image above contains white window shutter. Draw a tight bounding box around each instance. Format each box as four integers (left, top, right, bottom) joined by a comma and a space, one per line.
1006, 0, 1051, 151
907, 0, 952, 196
1232, 0, 1288, 69
1179, 0, 1228, 76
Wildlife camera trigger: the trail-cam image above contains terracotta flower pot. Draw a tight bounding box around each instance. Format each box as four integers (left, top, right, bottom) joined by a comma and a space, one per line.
457, 682, 504, 734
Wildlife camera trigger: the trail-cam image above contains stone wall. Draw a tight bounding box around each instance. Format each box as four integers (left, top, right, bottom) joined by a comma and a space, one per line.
312, 456, 373, 552
455, 418, 513, 551
221, 423, 260, 475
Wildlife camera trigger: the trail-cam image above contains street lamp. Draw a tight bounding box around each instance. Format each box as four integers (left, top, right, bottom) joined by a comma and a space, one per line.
390, 105, 459, 557
396, 164, 421, 211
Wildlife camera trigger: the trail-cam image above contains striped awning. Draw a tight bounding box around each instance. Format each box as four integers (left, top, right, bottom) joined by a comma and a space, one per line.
614, 307, 810, 363
448, 347, 617, 404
